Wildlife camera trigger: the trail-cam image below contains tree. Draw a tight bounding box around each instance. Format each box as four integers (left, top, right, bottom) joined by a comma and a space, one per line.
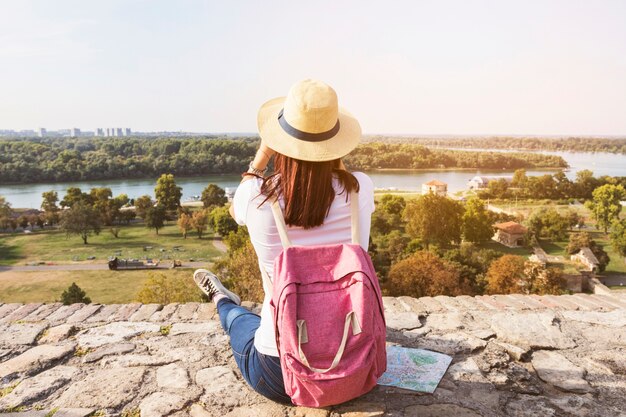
386, 251, 472, 298
610, 220, 626, 259
59, 203, 102, 244
201, 184, 227, 208
145, 204, 166, 235
191, 210, 209, 239
209, 206, 239, 236
404, 193, 464, 248
134, 195, 153, 219
41, 191, 59, 213
485, 255, 526, 294
585, 184, 626, 233
527, 208, 570, 240
215, 228, 264, 303
0, 196, 12, 223
155, 174, 182, 211
522, 261, 566, 295
511, 169, 528, 188
60, 282, 91, 305
177, 213, 193, 239
135, 272, 204, 304
462, 197, 494, 243
60, 187, 92, 208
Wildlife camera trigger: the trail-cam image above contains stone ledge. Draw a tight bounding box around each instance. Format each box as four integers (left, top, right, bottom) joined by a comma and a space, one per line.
0, 293, 624, 416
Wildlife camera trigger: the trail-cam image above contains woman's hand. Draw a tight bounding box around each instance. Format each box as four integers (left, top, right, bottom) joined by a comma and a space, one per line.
252, 143, 276, 171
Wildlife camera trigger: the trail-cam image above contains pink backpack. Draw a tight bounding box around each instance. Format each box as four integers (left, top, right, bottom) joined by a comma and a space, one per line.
267, 190, 387, 407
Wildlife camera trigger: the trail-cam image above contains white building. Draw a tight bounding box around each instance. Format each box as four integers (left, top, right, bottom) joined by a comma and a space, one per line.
70, 128, 81, 137
422, 180, 448, 196
468, 175, 513, 190
37, 128, 46, 137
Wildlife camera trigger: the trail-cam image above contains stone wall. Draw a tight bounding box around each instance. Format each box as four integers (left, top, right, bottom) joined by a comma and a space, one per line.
0, 292, 625, 416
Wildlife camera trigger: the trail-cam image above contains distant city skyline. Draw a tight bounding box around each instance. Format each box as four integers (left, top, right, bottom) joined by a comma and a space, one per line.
1, 1, 626, 135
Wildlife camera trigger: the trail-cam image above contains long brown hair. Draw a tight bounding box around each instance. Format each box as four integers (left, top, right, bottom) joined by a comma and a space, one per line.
259, 154, 359, 229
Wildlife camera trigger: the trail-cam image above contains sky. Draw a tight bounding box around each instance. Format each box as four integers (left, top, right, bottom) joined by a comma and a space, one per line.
0, 0, 625, 135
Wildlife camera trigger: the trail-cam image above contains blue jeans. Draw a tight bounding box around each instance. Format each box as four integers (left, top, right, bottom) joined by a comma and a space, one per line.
216, 298, 291, 403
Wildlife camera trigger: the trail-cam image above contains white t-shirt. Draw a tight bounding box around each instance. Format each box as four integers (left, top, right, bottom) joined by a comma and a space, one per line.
232, 172, 375, 356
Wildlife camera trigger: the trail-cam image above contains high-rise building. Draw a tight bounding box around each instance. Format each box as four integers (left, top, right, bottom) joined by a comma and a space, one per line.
124, 128, 131, 136
115, 128, 123, 137
96, 128, 104, 136
37, 128, 46, 137
105, 128, 111, 136
70, 128, 81, 137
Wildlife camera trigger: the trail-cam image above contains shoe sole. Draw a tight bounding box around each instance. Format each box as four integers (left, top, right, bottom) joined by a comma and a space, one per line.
193, 269, 241, 305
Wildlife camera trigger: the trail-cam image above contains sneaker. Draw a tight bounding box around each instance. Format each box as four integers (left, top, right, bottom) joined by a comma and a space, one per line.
193, 269, 241, 305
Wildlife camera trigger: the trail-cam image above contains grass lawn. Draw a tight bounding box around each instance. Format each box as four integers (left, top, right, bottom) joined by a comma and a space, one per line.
477, 240, 533, 257
0, 223, 222, 266
0, 268, 204, 304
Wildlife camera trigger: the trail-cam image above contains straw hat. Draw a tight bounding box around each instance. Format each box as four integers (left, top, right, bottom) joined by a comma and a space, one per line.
257, 79, 361, 162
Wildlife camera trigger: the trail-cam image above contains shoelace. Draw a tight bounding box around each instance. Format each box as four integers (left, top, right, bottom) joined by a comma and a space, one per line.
199, 274, 217, 296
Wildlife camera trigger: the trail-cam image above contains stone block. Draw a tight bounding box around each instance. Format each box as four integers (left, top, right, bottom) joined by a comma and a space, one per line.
1, 303, 43, 323
490, 311, 576, 350
149, 303, 179, 322
0, 343, 76, 378
46, 304, 85, 323
169, 322, 219, 335
129, 304, 162, 321
140, 392, 189, 417
110, 303, 142, 321
85, 304, 120, 322
157, 363, 190, 389
0, 322, 48, 346
75, 321, 160, 348
0, 365, 77, 408
532, 350, 593, 393
39, 324, 76, 344
82, 342, 135, 363
66, 304, 102, 323
23, 303, 63, 321
385, 311, 421, 331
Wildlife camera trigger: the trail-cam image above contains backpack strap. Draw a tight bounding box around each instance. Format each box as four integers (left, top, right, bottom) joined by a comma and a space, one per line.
271, 191, 360, 248
350, 190, 360, 245
271, 200, 292, 248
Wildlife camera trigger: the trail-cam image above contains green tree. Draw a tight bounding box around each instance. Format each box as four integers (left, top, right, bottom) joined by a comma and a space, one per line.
145, 204, 167, 235
209, 206, 239, 236
404, 193, 464, 248
201, 184, 227, 208
59, 203, 102, 244
60, 187, 92, 208
41, 191, 59, 212
60, 282, 91, 305
527, 208, 570, 240
134, 195, 153, 219
585, 184, 626, 233
610, 220, 626, 258
0, 196, 11, 221
155, 174, 182, 211
461, 197, 494, 243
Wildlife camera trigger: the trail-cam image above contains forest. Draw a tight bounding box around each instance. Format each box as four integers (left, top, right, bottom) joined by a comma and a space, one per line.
363, 135, 626, 154
0, 137, 567, 184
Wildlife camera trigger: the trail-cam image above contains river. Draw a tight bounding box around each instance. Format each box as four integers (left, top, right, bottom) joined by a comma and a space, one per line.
1, 150, 625, 209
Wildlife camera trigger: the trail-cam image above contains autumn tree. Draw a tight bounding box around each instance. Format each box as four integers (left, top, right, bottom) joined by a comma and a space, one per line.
585, 184, 626, 233
59, 202, 102, 244
0, 196, 12, 225
145, 204, 166, 235
60, 187, 92, 208
177, 213, 193, 239
485, 254, 526, 294
462, 197, 494, 243
523, 261, 566, 295
385, 250, 471, 298
404, 193, 464, 248
191, 210, 209, 239
201, 184, 228, 208
155, 174, 182, 211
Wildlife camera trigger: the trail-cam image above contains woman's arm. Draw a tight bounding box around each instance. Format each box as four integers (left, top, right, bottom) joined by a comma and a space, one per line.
229, 143, 276, 219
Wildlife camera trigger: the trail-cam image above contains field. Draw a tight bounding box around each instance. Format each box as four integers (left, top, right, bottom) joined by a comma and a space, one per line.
0, 268, 204, 304
0, 223, 222, 266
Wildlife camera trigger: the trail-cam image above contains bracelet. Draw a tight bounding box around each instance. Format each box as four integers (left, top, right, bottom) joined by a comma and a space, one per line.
248, 161, 268, 177
241, 171, 264, 179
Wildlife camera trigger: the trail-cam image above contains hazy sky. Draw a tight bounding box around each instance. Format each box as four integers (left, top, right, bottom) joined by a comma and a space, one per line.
1, 0, 625, 135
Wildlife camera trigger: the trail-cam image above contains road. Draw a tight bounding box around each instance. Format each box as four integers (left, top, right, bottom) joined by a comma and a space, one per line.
0, 261, 211, 273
